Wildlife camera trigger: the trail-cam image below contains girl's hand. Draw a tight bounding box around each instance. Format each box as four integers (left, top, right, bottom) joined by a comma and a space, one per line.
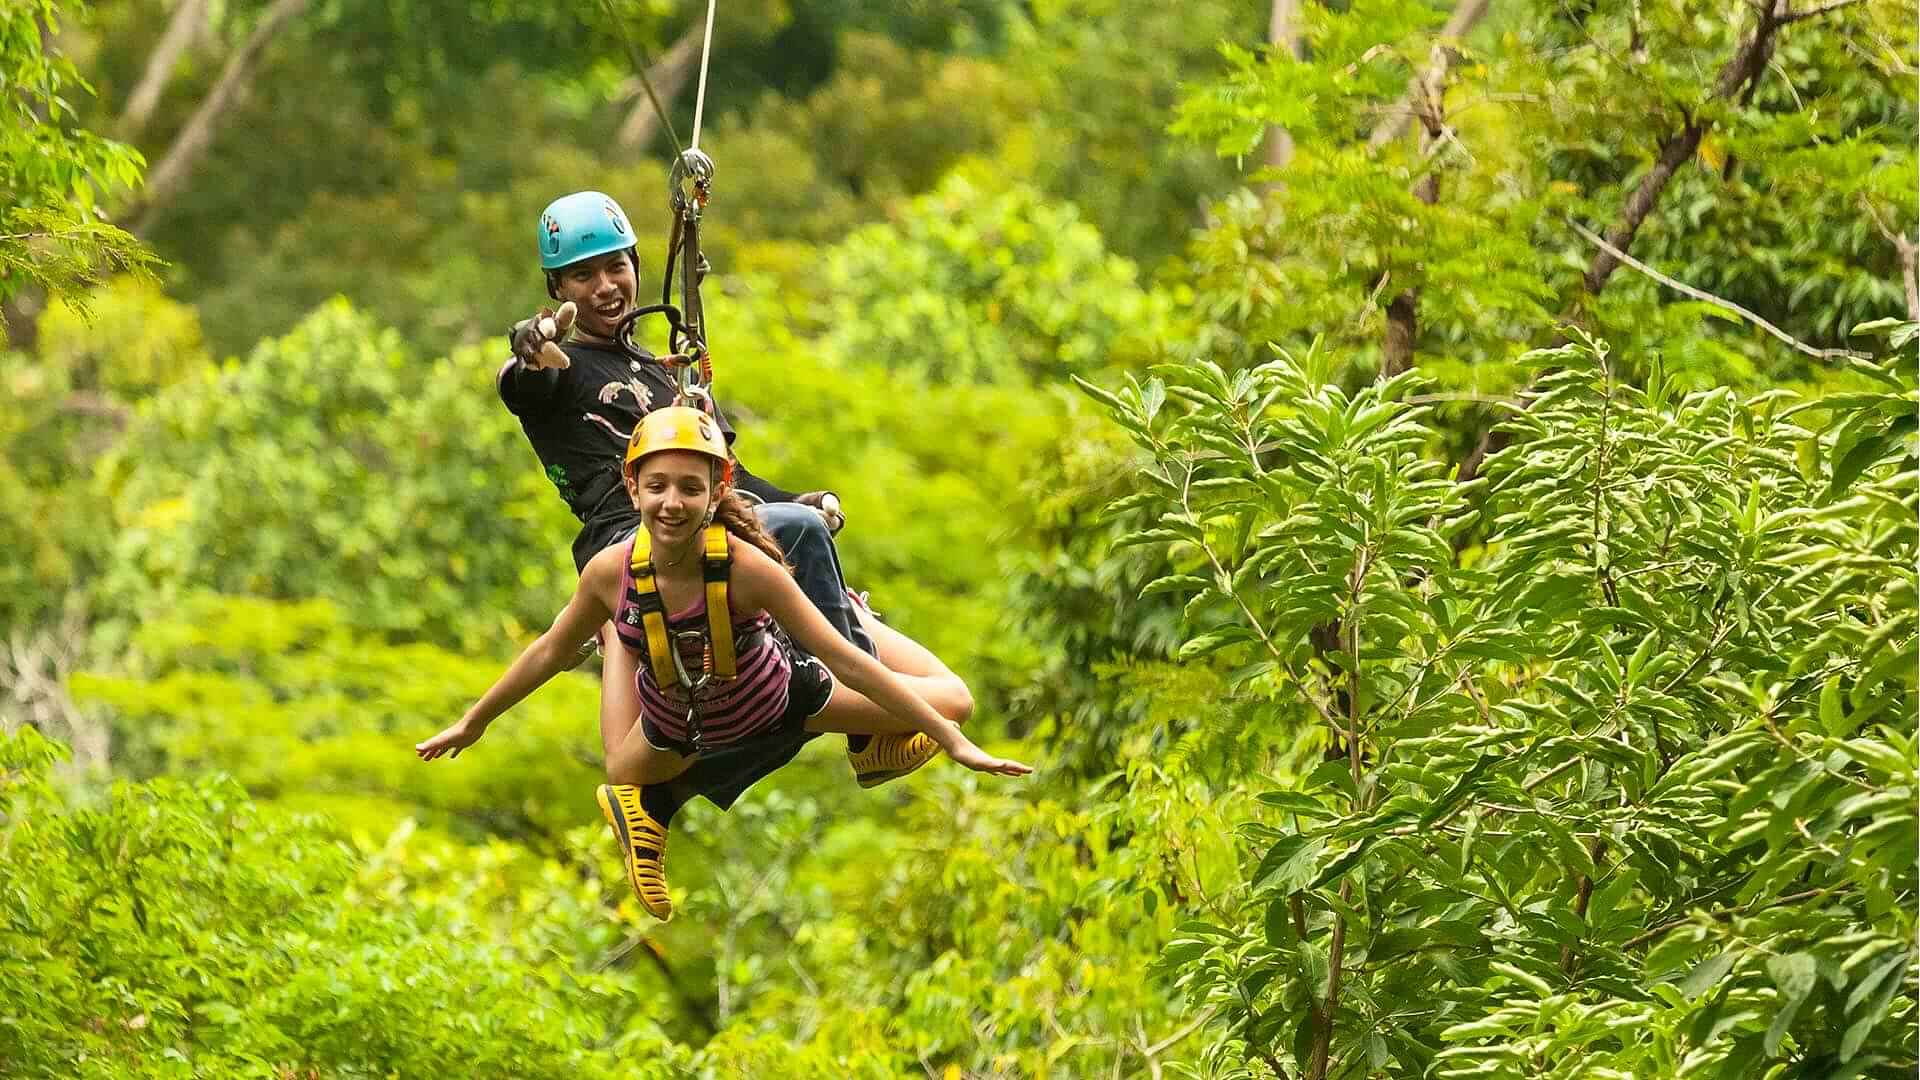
946, 739, 1033, 778
415, 717, 487, 761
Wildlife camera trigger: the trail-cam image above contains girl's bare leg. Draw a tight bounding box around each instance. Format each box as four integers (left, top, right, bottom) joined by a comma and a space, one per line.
605, 715, 697, 786
598, 624, 641, 758
805, 613, 975, 736
854, 605, 974, 723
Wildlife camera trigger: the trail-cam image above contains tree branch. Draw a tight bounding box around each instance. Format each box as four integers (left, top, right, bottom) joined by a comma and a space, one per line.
1366, 0, 1491, 150
1567, 218, 1871, 360
1262, 0, 1303, 176
126, 0, 312, 233
1622, 888, 1833, 949
1381, 30, 1456, 375
1146, 1006, 1219, 1057
615, 25, 702, 151
1778, 0, 1868, 25
1580, 3, 1787, 296
1860, 195, 1920, 321
119, 0, 210, 140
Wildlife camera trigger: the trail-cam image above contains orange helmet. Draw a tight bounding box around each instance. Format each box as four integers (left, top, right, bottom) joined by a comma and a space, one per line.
625, 406, 732, 484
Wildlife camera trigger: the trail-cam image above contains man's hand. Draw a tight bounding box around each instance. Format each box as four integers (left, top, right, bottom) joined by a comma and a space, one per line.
795, 491, 845, 535
509, 301, 577, 370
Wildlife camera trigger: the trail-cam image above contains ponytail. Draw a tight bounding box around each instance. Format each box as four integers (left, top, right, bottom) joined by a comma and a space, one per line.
713, 490, 790, 571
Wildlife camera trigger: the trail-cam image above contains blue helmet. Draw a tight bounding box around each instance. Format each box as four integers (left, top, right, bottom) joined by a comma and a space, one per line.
537, 191, 636, 270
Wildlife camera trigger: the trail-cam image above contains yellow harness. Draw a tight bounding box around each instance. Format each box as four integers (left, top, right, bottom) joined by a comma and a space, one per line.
624, 523, 737, 689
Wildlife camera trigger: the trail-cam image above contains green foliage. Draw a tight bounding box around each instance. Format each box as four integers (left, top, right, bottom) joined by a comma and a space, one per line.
702, 33, 1031, 254
1169, 0, 1917, 387
96, 299, 578, 648
38, 276, 208, 396
0, 275, 197, 627
69, 594, 603, 840
0, 726, 690, 1078
676, 770, 1197, 1077
1005, 0, 1248, 262
0, 0, 153, 323
1076, 332, 1917, 1077
810, 169, 1174, 384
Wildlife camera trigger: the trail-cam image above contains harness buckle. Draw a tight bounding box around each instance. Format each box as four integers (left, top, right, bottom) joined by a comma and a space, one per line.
667, 626, 717, 754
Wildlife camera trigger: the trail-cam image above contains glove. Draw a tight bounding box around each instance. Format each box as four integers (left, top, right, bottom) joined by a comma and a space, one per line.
508, 301, 577, 370
795, 491, 845, 536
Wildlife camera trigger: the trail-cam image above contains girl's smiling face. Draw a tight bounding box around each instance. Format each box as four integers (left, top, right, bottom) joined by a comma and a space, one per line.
627, 449, 717, 550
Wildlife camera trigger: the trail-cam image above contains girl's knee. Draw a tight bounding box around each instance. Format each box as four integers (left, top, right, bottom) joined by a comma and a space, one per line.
942, 678, 975, 725
606, 757, 646, 786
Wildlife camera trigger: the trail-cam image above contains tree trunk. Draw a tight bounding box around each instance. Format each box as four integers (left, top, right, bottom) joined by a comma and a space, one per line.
1460, 3, 1804, 485
1, 292, 44, 352
1262, 0, 1302, 175
1367, 0, 1490, 150
118, 0, 210, 140
1380, 54, 1448, 376
126, 0, 312, 233
615, 26, 702, 152
1579, 3, 1782, 297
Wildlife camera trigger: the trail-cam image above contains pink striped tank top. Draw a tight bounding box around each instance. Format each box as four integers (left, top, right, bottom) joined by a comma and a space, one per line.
616, 540, 793, 752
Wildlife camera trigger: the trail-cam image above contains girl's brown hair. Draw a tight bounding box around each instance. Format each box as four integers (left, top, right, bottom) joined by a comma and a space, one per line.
712, 489, 791, 571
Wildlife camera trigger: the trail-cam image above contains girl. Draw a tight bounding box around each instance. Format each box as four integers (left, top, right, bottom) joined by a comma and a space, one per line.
416, 406, 1031, 917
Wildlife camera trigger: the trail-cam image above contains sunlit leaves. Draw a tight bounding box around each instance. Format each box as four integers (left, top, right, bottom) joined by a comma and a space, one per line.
1079, 330, 1917, 1077
0, 1, 153, 318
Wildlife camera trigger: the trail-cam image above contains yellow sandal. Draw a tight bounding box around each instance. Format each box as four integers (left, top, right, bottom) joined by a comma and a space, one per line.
848, 732, 939, 789
597, 784, 672, 920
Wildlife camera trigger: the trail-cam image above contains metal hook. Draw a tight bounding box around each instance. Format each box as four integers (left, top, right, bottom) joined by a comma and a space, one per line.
670, 148, 715, 217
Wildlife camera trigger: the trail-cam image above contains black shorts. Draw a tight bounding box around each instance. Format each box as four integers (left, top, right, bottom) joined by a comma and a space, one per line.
637, 653, 836, 756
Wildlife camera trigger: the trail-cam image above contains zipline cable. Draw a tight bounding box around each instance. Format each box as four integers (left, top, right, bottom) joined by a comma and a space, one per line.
690, 0, 717, 149
592, 0, 723, 405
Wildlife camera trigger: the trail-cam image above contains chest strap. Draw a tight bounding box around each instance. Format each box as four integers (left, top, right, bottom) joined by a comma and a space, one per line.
702, 524, 736, 679
626, 524, 737, 688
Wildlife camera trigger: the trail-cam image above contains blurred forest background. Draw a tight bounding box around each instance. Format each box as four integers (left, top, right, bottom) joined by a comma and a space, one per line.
2, 0, 1917, 1076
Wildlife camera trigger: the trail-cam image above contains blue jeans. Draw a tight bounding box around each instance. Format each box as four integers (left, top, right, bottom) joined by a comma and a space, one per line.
754, 502, 875, 658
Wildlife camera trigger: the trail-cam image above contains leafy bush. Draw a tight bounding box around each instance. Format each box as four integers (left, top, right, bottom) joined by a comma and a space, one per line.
95, 300, 577, 649
1076, 330, 1916, 1077
0, 726, 688, 1078
69, 594, 602, 842
811, 169, 1174, 384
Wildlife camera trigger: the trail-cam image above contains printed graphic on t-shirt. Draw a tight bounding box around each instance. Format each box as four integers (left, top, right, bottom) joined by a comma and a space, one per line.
583, 377, 654, 443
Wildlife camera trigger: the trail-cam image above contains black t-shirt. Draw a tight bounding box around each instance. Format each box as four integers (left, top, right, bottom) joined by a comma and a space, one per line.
497, 339, 795, 569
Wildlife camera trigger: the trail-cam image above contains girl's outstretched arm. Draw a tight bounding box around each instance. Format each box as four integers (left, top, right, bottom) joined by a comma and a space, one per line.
416, 545, 623, 761
730, 542, 1031, 779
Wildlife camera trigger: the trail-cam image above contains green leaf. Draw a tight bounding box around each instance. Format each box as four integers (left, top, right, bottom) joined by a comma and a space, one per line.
1820, 675, 1849, 736
1763, 952, 1818, 1055
1679, 949, 1740, 1001
1489, 961, 1554, 997
1255, 791, 1336, 819
1254, 835, 1328, 894
1140, 574, 1209, 599
1178, 627, 1255, 660
1308, 836, 1376, 891
1420, 755, 1497, 828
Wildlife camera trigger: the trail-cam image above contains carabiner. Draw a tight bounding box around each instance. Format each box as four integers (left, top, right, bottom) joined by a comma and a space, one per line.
670, 148, 714, 218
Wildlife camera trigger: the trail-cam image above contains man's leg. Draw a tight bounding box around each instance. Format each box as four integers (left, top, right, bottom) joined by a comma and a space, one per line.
749, 504, 944, 784
755, 502, 875, 657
